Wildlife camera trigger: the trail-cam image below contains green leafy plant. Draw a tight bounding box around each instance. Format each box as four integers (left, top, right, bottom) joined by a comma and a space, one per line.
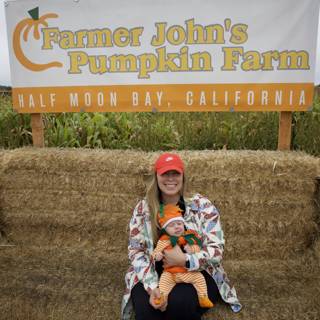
1, 94, 320, 155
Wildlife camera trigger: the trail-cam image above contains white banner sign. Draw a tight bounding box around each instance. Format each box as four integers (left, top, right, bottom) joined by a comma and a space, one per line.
5, 0, 320, 112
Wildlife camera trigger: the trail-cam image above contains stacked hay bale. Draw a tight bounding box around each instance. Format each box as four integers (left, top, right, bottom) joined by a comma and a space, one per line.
184, 150, 319, 260
314, 176, 320, 261
0, 148, 319, 320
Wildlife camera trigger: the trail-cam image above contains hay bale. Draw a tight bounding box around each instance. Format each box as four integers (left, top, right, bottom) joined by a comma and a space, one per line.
0, 245, 126, 320
314, 240, 320, 261
183, 150, 319, 180
314, 177, 320, 260
1, 147, 152, 174
2, 149, 319, 260
1, 246, 319, 320
0, 151, 9, 246
0, 148, 320, 320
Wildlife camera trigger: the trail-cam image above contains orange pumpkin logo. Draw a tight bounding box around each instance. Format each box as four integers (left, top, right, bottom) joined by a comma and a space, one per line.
13, 7, 63, 72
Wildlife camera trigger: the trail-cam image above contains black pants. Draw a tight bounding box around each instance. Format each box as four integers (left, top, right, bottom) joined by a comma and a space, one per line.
131, 270, 222, 320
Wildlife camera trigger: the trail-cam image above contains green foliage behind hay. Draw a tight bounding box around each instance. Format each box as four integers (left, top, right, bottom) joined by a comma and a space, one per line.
0, 96, 32, 148
1, 95, 320, 155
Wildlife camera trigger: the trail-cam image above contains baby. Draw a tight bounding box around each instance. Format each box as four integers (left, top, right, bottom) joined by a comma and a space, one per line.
152, 204, 214, 308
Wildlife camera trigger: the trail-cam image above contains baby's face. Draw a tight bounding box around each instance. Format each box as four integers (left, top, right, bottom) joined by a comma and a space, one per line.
165, 220, 184, 237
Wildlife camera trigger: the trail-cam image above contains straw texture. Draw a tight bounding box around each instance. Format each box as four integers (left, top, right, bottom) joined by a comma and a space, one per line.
0, 148, 319, 320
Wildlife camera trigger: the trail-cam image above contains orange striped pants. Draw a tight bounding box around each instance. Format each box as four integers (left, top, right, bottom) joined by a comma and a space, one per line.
159, 271, 209, 298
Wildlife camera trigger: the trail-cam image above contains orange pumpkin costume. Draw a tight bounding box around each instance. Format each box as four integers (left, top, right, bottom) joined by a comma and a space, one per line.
152, 204, 214, 308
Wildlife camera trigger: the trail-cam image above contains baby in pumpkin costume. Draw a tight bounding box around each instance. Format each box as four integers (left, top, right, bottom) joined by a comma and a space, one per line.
152, 204, 214, 308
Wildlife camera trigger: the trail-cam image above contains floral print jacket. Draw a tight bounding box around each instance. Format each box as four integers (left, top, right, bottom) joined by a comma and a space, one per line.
121, 194, 242, 319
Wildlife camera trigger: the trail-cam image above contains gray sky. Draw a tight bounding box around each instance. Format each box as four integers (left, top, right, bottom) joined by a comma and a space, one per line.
1, 0, 320, 86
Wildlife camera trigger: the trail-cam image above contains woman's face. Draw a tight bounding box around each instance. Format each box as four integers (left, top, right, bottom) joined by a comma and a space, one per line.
157, 170, 183, 198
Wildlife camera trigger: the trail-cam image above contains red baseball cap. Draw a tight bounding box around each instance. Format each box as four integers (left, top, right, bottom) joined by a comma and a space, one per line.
154, 153, 184, 175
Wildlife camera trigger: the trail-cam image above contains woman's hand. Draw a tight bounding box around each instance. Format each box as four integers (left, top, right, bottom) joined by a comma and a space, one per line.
163, 245, 186, 267
149, 288, 167, 311
184, 244, 193, 254
184, 244, 200, 254
154, 252, 164, 261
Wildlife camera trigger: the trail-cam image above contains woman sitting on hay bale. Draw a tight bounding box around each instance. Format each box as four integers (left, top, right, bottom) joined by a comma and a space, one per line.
121, 153, 242, 320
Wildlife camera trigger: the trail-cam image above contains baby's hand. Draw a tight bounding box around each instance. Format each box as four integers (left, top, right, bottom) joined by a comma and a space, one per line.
154, 293, 166, 306
154, 252, 164, 261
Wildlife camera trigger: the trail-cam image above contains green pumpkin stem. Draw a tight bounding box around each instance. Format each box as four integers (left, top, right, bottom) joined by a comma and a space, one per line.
159, 203, 164, 218
28, 7, 39, 21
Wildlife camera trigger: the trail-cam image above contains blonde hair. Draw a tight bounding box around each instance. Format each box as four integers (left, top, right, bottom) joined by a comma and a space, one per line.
145, 172, 186, 245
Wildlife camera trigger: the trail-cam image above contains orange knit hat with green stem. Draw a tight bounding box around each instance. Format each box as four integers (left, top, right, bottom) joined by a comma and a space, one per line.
158, 204, 184, 230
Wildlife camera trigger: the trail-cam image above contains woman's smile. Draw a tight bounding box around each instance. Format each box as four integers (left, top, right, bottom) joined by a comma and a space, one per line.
157, 170, 183, 199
